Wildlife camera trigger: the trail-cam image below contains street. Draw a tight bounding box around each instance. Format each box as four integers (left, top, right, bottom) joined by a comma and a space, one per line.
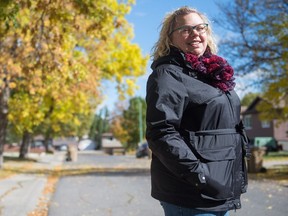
230, 179, 288, 216
49, 153, 162, 216
48, 152, 288, 216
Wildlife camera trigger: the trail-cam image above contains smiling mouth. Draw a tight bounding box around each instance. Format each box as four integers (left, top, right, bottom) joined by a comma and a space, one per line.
188, 42, 201, 47
189, 41, 200, 44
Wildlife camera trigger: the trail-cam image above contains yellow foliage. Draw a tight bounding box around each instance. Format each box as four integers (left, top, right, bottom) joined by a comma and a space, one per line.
8, 82, 16, 89
126, 78, 139, 96
110, 116, 129, 145
0, 0, 147, 138
257, 73, 288, 122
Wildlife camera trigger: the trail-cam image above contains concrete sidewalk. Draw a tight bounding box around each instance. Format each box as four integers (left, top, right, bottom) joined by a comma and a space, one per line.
0, 174, 47, 216
0, 152, 65, 216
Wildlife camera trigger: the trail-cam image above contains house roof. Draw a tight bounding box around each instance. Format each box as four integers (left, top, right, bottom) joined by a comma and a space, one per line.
243, 95, 287, 115
242, 96, 262, 115
102, 138, 122, 148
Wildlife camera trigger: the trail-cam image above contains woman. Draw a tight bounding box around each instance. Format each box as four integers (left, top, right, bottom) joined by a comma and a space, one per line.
145, 6, 250, 216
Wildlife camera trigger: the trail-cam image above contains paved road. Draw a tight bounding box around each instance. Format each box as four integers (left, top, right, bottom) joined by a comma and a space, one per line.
49, 153, 162, 216
230, 179, 288, 216
48, 152, 288, 216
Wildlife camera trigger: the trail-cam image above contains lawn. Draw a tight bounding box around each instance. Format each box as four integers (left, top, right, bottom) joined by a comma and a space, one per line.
264, 151, 288, 161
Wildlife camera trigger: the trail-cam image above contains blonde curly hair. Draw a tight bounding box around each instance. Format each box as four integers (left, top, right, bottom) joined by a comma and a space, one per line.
151, 6, 218, 61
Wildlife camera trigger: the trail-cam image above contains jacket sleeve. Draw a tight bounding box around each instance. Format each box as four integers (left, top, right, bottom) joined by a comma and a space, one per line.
146, 67, 207, 185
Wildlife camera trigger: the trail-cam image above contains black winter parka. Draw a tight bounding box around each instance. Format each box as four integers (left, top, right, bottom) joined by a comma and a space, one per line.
145, 48, 249, 211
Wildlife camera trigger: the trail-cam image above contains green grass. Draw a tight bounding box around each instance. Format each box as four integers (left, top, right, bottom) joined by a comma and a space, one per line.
248, 151, 288, 182
3, 156, 38, 162
263, 151, 288, 161
249, 165, 288, 182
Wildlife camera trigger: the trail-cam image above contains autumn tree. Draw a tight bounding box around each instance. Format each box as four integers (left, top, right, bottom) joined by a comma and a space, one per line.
216, 0, 288, 121
0, 0, 19, 20
120, 97, 146, 150
89, 107, 110, 149
110, 115, 129, 147
0, 0, 148, 162
109, 100, 129, 146
0, 0, 19, 167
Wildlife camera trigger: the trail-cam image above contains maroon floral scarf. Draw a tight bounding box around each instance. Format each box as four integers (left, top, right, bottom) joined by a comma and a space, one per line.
184, 50, 235, 92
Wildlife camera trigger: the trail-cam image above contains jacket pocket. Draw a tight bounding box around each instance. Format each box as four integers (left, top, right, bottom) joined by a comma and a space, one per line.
197, 146, 236, 201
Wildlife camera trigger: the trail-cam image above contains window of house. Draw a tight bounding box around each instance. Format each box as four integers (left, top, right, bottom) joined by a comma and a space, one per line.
261, 120, 270, 128
243, 115, 252, 129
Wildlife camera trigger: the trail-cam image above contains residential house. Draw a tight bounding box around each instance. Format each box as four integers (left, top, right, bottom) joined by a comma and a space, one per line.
241, 97, 288, 150
101, 132, 125, 155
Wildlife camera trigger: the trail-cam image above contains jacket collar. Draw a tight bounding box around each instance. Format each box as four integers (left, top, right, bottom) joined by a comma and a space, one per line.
151, 47, 198, 79
151, 46, 192, 70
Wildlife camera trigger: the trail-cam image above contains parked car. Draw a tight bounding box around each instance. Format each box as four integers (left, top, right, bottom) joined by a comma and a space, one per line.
31, 139, 54, 152
54, 144, 68, 151
136, 142, 151, 158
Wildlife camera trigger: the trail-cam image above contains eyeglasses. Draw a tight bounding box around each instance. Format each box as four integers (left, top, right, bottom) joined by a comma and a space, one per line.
169, 23, 208, 36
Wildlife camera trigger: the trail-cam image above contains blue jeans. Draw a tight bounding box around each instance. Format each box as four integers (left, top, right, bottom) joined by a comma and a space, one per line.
160, 201, 230, 216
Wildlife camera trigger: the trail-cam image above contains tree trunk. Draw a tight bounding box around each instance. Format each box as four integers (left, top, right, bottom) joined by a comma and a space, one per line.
19, 131, 32, 159
0, 68, 10, 169
44, 129, 51, 153
0, 113, 8, 169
